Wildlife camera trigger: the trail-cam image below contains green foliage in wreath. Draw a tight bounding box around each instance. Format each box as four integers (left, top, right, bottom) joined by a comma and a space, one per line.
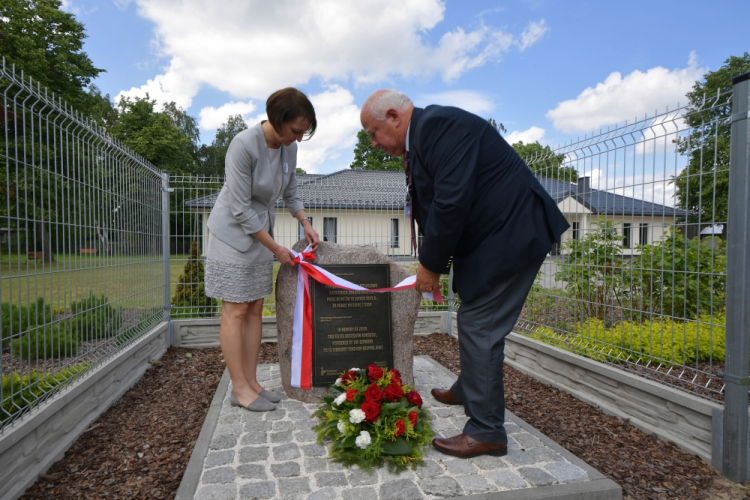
313, 364, 434, 473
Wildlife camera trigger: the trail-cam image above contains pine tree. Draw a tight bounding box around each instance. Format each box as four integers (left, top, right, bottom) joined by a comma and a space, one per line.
172, 240, 216, 317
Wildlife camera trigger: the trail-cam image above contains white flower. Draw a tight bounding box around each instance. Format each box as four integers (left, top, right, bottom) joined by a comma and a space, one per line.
355, 430, 371, 449
337, 420, 346, 433
350, 367, 361, 372
349, 408, 365, 424
334, 393, 347, 406
335, 377, 343, 387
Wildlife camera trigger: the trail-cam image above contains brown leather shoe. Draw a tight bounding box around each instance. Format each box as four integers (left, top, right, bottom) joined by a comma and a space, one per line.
432, 433, 507, 458
431, 387, 462, 405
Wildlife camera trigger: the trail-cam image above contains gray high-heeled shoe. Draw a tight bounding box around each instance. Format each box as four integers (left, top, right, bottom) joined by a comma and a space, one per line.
229, 393, 276, 412
259, 390, 281, 403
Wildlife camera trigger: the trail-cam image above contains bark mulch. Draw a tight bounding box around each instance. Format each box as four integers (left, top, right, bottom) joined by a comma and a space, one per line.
18, 336, 750, 499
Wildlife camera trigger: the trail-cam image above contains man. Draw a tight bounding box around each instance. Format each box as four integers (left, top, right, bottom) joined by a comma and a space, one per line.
360, 89, 569, 458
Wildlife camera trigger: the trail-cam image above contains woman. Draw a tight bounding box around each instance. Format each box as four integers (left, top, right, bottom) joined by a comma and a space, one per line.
205, 88, 320, 411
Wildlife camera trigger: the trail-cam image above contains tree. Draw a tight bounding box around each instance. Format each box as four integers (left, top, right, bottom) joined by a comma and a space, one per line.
351, 129, 402, 171
512, 141, 578, 182
112, 95, 197, 174
486, 118, 507, 134
672, 53, 750, 226
196, 114, 247, 176
0, 0, 104, 115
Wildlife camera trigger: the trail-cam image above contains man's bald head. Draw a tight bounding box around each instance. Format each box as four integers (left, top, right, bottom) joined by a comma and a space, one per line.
360, 89, 414, 157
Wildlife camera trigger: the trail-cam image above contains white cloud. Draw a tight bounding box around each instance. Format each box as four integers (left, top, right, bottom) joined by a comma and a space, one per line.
546, 52, 705, 134
199, 101, 257, 131
517, 19, 548, 51
296, 86, 362, 174
505, 126, 545, 145
116, 1, 545, 108
418, 90, 495, 115
113, 0, 134, 10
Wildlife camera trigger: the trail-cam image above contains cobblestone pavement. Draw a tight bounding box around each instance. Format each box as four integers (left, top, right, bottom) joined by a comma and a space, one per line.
193, 357, 595, 499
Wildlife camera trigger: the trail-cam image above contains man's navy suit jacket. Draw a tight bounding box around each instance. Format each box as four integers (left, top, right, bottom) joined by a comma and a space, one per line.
408, 105, 570, 303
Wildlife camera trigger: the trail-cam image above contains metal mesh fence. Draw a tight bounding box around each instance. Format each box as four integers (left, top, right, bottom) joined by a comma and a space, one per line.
517, 91, 733, 402
0, 61, 166, 433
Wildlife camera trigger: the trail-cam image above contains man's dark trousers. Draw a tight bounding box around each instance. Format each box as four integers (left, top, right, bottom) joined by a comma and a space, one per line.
450, 253, 547, 445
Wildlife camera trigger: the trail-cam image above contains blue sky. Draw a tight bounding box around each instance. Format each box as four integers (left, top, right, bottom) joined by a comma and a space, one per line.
64, 0, 748, 175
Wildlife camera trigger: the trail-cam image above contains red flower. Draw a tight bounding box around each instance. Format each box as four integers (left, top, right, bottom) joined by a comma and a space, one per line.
360, 400, 381, 423
394, 419, 406, 437
341, 370, 358, 384
408, 411, 418, 427
406, 390, 423, 408
364, 384, 382, 402
367, 364, 384, 382
390, 369, 402, 383
383, 382, 404, 402
346, 389, 359, 402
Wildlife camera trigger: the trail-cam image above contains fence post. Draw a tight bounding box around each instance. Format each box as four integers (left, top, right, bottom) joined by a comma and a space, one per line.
446, 266, 455, 335
162, 173, 172, 330
722, 71, 750, 482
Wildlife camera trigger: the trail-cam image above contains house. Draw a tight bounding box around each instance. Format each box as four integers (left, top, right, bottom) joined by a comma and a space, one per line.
185, 170, 689, 258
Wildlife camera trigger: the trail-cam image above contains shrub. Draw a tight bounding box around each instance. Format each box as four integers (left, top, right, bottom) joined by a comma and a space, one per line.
1, 297, 54, 348
172, 240, 217, 318
1, 362, 89, 423
11, 323, 79, 360
69, 292, 123, 340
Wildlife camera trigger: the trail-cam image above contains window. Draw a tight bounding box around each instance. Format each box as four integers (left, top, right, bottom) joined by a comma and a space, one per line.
571, 222, 579, 240
639, 223, 648, 245
298, 217, 312, 240
623, 223, 631, 248
323, 217, 337, 243
391, 219, 399, 248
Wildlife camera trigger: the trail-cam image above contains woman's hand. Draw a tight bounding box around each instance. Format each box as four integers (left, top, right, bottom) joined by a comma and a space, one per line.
272, 245, 296, 266
303, 223, 320, 252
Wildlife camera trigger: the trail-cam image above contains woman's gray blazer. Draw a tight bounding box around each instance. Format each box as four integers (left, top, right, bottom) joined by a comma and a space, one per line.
207, 123, 305, 260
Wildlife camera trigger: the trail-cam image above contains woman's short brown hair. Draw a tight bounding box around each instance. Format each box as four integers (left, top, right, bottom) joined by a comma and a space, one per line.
266, 88, 317, 139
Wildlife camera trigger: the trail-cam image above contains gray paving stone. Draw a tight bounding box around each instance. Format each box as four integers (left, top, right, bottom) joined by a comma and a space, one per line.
273, 420, 294, 431
204, 450, 235, 468
304, 457, 328, 473
504, 423, 522, 434
504, 449, 535, 466
419, 476, 463, 497
239, 481, 276, 499
380, 468, 415, 482
272, 461, 301, 478
526, 447, 564, 463
262, 408, 285, 420
209, 434, 238, 450
274, 443, 302, 461
485, 470, 528, 489
456, 474, 495, 494
257, 371, 272, 382
307, 487, 337, 500
219, 413, 241, 425
414, 460, 444, 479
327, 461, 346, 472
289, 410, 313, 421
469, 454, 508, 470
203, 467, 236, 484
236, 463, 267, 480
347, 467, 378, 485
242, 410, 264, 423
245, 420, 273, 433
429, 408, 454, 418
380, 479, 424, 500
545, 461, 589, 483
518, 467, 556, 486
294, 429, 318, 443
514, 432, 543, 449
194, 484, 236, 500
271, 430, 294, 443
451, 416, 469, 428
301, 443, 327, 457
314, 471, 348, 487
279, 477, 311, 496
341, 487, 377, 500
240, 432, 267, 445
239, 446, 269, 463
214, 423, 243, 436
294, 419, 317, 431
431, 419, 458, 432
445, 459, 477, 475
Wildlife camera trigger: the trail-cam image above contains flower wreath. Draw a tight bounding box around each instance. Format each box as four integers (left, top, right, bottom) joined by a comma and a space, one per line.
313, 364, 434, 472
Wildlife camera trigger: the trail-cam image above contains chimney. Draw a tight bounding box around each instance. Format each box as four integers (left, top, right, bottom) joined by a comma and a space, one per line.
577, 176, 590, 194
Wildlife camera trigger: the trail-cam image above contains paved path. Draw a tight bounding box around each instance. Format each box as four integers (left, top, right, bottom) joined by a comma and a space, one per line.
181, 356, 620, 500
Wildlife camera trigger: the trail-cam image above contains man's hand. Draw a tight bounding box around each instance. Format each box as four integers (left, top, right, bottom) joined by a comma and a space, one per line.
415, 264, 441, 294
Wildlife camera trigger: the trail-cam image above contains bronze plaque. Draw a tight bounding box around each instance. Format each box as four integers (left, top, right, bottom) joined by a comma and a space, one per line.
310, 264, 393, 386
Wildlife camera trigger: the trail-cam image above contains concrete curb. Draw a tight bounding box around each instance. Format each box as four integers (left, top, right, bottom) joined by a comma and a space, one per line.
175, 368, 230, 500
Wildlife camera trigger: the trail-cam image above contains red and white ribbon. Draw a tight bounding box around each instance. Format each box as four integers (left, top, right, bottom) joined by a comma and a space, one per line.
290, 246, 443, 389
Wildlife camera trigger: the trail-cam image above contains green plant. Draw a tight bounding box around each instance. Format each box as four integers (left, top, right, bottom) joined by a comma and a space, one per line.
1, 297, 54, 349
11, 323, 79, 360
172, 240, 217, 318
69, 292, 123, 340
1, 362, 90, 423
